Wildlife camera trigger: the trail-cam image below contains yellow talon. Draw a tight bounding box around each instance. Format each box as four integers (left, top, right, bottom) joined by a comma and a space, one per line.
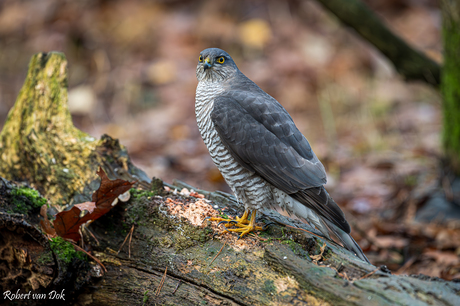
206, 209, 263, 238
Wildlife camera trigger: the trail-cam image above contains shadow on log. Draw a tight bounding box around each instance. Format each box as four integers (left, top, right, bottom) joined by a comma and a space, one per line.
0, 52, 459, 305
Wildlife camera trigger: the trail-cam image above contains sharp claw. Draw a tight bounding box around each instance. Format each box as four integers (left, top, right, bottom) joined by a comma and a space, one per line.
217, 221, 229, 227
228, 220, 238, 225
262, 222, 276, 230
212, 233, 221, 239
203, 216, 211, 222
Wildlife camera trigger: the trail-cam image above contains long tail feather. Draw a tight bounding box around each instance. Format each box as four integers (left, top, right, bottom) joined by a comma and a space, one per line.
325, 220, 370, 263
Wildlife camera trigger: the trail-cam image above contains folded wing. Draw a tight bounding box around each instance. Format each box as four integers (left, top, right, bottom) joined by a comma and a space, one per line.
211, 92, 350, 233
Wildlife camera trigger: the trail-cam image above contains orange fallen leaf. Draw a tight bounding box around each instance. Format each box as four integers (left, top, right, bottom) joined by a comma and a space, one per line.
51, 167, 135, 242
54, 206, 89, 242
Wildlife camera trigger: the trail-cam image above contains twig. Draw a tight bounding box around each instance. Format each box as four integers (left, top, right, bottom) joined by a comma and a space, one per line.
336, 269, 351, 281
118, 225, 134, 255
209, 241, 226, 266
79, 228, 84, 249
172, 280, 181, 294
86, 227, 100, 245
72, 243, 107, 273
128, 225, 134, 258
396, 257, 416, 275
118, 228, 131, 254
310, 242, 327, 262
359, 267, 380, 280
155, 267, 168, 298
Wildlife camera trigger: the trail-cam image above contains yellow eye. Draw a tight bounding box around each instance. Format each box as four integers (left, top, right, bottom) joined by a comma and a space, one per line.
217, 57, 225, 64
199, 55, 203, 62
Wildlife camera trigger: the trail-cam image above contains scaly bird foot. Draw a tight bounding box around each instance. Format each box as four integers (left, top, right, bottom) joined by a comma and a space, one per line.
204, 210, 263, 239
226, 223, 264, 239
204, 209, 250, 229
203, 217, 238, 228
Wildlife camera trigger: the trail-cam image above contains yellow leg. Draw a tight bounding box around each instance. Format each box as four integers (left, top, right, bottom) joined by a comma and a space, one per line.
205, 209, 263, 238
225, 210, 263, 238
234, 210, 249, 224
206, 209, 249, 227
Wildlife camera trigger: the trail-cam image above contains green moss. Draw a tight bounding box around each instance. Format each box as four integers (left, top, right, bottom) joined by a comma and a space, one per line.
121, 222, 130, 235
172, 223, 212, 251
233, 259, 252, 278
281, 239, 310, 258
404, 175, 417, 187
125, 190, 160, 228
37, 251, 54, 265
49, 236, 86, 264
0, 52, 99, 205
10, 186, 47, 214
263, 279, 276, 293
159, 236, 173, 248
145, 204, 213, 251
130, 188, 156, 200
125, 196, 150, 225
142, 290, 149, 306
216, 209, 229, 219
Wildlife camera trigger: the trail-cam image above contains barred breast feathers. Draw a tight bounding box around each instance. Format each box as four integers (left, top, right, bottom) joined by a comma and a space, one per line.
195, 80, 272, 210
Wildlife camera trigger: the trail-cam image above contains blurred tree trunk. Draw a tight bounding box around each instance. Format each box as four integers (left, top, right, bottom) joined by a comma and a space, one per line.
310, 0, 440, 86
442, 0, 460, 174
309, 0, 460, 174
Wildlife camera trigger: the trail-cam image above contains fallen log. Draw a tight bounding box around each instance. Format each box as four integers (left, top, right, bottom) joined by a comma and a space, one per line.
0, 52, 458, 306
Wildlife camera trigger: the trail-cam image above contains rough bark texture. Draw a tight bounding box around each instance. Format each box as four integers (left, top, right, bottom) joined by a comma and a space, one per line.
0, 52, 149, 205
442, 0, 460, 174
310, 0, 441, 86
0, 53, 459, 306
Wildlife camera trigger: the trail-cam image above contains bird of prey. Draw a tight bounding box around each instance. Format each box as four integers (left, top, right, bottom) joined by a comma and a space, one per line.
195, 48, 369, 263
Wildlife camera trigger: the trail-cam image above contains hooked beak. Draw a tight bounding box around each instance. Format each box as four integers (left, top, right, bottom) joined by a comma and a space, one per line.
203, 57, 212, 71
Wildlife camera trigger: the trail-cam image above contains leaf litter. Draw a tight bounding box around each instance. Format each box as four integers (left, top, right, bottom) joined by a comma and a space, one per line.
41, 167, 135, 242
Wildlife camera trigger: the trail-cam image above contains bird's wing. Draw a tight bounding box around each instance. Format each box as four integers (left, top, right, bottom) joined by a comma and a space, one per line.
211, 92, 350, 233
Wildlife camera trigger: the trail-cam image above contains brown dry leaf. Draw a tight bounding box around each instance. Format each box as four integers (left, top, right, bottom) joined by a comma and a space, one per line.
75, 201, 97, 214
440, 264, 460, 281
423, 250, 460, 266
54, 206, 89, 242
92, 167, 135, 209
39, 205, 56, 238
373, 236, 409, 249
53, 167, 135, 242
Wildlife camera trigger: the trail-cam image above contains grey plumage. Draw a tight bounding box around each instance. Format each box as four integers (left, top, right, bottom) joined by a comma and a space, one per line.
195, 48, 369, 263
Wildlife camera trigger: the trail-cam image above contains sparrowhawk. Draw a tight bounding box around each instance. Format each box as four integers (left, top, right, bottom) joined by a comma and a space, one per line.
195, 48, 369, 263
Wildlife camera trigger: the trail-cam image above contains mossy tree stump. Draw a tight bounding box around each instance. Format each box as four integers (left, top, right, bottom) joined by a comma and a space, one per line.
0, 52, 148, 205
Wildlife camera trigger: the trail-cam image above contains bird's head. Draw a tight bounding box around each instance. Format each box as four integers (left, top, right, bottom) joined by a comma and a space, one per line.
196, 48, 238, 82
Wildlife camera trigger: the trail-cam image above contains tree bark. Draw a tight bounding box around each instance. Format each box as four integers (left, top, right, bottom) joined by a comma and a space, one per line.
1, 53, 459, 306
442, 0, 460, 174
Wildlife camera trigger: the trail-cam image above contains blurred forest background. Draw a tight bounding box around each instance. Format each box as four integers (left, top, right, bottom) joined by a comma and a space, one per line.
1, 0, 459, 280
